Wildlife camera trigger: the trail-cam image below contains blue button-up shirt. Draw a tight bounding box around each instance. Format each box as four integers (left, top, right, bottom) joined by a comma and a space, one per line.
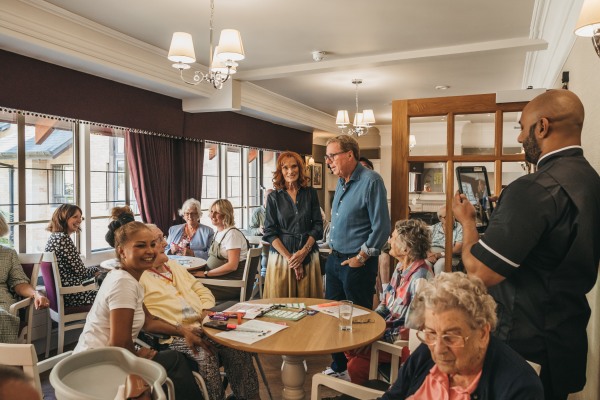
329, 163, 390, 256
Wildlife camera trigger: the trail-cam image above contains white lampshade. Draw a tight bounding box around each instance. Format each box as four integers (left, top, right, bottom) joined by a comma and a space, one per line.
168, 32, 196, 63
211, 47, 237, 75
217, 29, 245, 61
363, 109, 375, 125
575, 0, 600, 36
354, 112, 366, 127
336, 110, 350, 126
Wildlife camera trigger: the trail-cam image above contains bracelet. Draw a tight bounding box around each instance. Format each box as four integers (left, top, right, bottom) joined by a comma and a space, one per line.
32, 290, 40, 298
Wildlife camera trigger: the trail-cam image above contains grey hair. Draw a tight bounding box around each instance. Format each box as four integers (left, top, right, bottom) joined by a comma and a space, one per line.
326, 135, 360, 160
178, 198, 203, 219
0, 212, 8, 237
408, 272, 497, 331
393, 219, 431, 260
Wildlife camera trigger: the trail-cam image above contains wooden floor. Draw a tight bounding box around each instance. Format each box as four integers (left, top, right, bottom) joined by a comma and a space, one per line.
41, 351, 342, 399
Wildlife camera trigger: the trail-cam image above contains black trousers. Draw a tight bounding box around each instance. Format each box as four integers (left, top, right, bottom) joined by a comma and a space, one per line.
153, 349, 202, 400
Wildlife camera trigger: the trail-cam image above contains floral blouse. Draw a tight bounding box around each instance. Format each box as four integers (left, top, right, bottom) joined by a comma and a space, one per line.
44, 232, 97, 307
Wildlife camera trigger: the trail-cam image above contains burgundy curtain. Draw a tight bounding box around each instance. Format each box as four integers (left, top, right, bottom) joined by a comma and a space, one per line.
126, 131, 205, 233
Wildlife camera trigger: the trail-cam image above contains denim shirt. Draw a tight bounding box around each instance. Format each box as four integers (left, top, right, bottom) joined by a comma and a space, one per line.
329, 163, 390, 256
263, 186, 323, 264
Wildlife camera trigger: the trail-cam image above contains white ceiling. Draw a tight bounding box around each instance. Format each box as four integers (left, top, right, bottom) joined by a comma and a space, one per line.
0, 0, 585, 133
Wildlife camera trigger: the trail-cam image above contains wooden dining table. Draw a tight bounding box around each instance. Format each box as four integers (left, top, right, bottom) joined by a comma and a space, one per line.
202, 297, 385, 400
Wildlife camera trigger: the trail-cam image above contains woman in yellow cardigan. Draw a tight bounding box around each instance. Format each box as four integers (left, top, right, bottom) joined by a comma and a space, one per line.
140, 224, 259, 400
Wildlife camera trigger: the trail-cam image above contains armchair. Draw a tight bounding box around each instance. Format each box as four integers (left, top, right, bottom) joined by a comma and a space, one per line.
8, 253, 42, 344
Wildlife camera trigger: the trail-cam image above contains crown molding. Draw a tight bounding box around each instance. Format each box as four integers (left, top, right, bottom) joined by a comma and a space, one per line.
0, 0, 329, 131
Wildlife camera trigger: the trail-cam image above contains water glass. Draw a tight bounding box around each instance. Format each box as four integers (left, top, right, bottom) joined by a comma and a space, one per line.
338, 300, 353, 331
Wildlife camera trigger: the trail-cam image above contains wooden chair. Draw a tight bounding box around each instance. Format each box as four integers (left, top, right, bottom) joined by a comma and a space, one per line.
312, 330, 419, 399
40, 251, 96, 357
0, 343, 72, 398
196, 246, 263, 303
8, 253, 43, 344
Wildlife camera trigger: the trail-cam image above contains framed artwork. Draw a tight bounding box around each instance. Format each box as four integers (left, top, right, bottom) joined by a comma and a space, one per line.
312, 162, 323, 189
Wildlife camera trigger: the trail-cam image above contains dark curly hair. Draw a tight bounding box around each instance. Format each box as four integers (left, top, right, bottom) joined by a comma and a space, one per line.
105, 206, 136, 247
393, 219, 431, 261
272, 151, 309, 190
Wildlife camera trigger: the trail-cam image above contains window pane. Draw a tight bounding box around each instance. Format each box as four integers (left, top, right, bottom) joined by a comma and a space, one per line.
455, 113, 495, 156
248, 148, 259, 207
226, 146, 242, 207
89, 127, 133, 252
25, 222, 52, 253
501, 161, 528, 187
0, 110, 18, 246
409, 116, 447, 156
202, 143, 219, 217
262, 150, 276, 189
502, 112, 523, 155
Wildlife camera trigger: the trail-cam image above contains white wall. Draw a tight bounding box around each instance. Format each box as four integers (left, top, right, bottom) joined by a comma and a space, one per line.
559, 36, 600, 400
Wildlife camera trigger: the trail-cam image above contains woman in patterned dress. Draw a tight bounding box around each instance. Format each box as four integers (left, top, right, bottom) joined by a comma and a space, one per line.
44, 204, 97, 307
0, 213, 49, 343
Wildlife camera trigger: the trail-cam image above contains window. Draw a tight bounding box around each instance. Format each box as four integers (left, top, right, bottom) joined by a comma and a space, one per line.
201, 142, 274, 231
0, 108, 138, 255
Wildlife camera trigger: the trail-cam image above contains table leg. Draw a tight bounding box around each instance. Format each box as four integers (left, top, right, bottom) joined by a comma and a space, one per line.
281, 355, 307, 400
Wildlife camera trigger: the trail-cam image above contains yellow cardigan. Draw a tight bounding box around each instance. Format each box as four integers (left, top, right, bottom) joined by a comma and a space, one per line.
140, 260, 216, 327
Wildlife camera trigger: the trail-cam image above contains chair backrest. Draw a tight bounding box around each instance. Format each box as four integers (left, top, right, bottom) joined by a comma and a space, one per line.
40, 252, 61, 313
17, 253, 43, 342
0, 343, 42, 396
241, 246, 262, 301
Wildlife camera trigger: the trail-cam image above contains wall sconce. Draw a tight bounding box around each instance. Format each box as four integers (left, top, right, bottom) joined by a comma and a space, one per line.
575, 0, 600, 58
308, 156, 315, 166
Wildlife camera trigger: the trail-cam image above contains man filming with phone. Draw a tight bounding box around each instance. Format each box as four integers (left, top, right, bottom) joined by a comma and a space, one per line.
452, 90, 600, 400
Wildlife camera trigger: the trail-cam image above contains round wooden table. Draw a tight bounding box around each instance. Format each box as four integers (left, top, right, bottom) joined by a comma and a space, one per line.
203, 298, 385, 400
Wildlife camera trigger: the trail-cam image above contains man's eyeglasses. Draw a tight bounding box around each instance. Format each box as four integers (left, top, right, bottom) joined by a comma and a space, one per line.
324, 150, 348, 162
416, 330, 470, 348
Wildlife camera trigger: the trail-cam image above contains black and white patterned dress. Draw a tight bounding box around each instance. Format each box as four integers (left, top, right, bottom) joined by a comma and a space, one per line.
44, 232, 97, 307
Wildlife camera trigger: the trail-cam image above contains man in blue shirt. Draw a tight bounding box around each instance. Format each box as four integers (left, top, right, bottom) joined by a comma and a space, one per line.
322, 135, 390, 378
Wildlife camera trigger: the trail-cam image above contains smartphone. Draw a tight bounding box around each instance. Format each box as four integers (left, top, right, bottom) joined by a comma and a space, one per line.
456, 166, 494, 231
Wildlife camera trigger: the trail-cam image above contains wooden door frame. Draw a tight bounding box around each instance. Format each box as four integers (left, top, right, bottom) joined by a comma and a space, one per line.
391, 93, 528, 271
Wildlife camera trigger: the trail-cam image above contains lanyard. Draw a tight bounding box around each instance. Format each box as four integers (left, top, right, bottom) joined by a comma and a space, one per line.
150, 264, 173, 283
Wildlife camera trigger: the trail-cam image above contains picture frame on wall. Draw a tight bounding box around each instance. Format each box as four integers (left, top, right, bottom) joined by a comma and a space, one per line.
312, 162, 323, 189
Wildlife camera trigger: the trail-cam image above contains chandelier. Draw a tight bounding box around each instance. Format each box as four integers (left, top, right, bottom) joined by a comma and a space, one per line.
336, 79, 376, 136
167, 0, 245, 89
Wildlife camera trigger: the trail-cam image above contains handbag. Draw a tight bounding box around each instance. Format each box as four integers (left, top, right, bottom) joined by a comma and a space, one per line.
124, 374, 152, 400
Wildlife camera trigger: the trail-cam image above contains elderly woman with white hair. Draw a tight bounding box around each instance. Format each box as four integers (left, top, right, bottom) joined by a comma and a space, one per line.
166, 198, 213, 260
380, 272, 543, 399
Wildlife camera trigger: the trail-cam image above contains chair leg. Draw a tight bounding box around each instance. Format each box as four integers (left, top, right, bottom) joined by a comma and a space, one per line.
45, 314, 51, 358
57, 324, 64, 355
253, 353, 273, 400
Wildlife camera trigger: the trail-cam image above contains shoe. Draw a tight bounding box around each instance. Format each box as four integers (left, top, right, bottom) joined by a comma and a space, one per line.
321, 367, 351, 382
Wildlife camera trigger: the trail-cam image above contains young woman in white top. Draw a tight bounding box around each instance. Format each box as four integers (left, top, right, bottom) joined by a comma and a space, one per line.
74, 221, 205, 400
193, 199, 249, 301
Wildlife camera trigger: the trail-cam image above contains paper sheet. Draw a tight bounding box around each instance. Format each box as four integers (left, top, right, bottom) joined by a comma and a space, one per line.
309, 303, 371, 318
215, 320, 288, 344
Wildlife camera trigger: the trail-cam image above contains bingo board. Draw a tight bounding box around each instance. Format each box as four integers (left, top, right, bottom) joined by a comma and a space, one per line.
262, 303, 307, 321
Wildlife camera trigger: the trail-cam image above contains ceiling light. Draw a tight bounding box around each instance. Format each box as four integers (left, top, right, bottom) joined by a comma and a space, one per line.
312, 51, 326, 62
167, 0, 244, 89
435, 85, 450, 90
336, 79, 376, 137
575, 0, 600, 58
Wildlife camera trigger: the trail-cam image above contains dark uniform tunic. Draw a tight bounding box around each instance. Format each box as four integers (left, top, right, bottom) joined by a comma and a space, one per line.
470, 147, 600, 397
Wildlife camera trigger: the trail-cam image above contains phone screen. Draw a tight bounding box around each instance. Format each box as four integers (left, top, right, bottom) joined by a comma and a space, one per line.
456, 166, 494, 232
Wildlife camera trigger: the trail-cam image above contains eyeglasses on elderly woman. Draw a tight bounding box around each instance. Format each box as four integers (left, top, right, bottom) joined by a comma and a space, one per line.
416, 330, 470, 348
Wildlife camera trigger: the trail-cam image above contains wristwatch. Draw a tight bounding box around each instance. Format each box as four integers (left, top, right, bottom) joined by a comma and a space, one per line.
356, 253, 366, 264
204, 270, 209, 277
